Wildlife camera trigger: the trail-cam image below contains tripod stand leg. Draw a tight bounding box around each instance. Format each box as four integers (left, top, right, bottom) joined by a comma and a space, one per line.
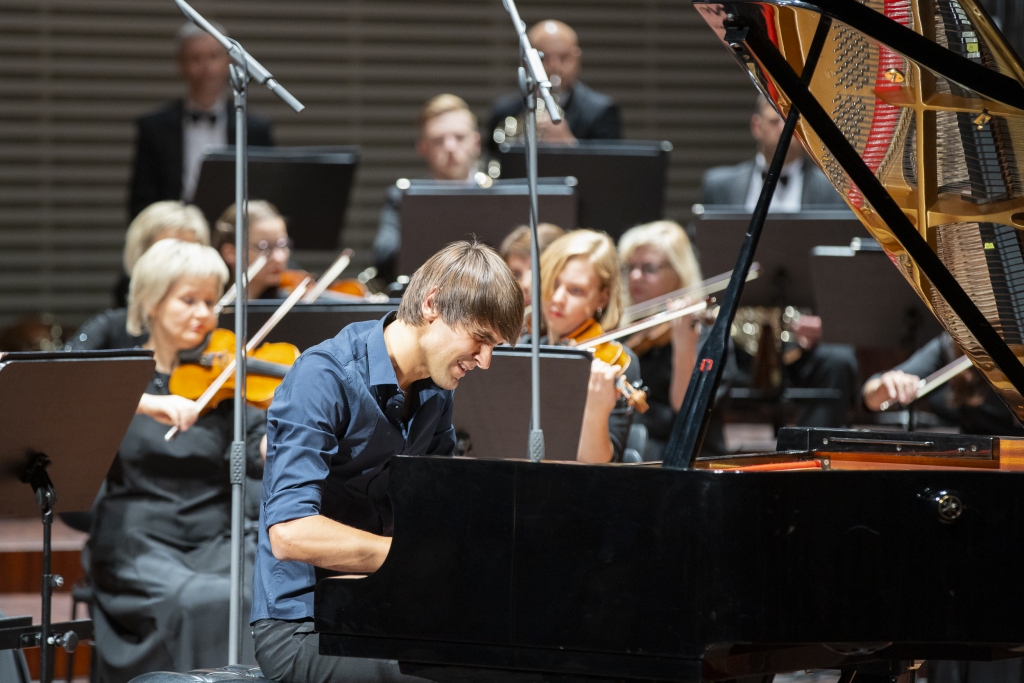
20, 453, 61, 683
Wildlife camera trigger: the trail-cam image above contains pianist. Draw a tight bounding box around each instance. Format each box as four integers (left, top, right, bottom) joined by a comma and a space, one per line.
250, 241, 524, 683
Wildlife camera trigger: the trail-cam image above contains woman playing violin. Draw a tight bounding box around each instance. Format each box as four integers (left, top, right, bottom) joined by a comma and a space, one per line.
213, 199, 292, 300
89, 239, 268, 681
618, 221, 735, 459
530, 229, 641, 464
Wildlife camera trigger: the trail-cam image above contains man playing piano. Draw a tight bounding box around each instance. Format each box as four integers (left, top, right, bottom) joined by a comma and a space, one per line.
250, 240, 524, 683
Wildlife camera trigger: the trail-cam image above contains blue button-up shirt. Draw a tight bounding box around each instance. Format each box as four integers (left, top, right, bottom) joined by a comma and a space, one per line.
252, 313, 455, 622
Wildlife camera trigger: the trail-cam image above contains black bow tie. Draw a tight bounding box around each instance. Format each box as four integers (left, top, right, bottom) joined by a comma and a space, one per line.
188, 110, 218, 124
761, 170, 790, 186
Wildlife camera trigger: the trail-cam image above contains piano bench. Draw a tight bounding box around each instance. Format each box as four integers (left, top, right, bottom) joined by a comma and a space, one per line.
129, 665, 276, 682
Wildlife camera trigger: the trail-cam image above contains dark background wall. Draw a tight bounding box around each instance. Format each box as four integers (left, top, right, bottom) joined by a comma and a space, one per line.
0, 0, 757, 331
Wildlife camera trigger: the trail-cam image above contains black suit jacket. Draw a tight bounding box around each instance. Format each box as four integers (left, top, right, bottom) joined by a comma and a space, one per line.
128, 99, 274, 219
487, 80, 621, 151
700, 158, 847, 208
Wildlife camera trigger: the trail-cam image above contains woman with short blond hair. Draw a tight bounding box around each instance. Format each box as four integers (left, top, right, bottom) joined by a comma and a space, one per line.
90, 238, 267, 679
123, 201, 210, 277
71, 201, 209, 351
618, 220, 735, 459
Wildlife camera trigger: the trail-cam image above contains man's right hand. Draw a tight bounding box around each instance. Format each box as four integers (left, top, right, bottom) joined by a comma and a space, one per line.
137, 393, 200, 432
863, 370, 921, 411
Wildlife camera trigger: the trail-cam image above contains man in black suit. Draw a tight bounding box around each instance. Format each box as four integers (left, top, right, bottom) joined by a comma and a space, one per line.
128, 23, 273, 219
701, 95, 857, 429
488, 20, 621, 147
701, 94, 845, 210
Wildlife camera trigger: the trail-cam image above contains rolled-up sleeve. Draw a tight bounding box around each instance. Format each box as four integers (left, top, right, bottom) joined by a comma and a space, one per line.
262, 350, 349, 528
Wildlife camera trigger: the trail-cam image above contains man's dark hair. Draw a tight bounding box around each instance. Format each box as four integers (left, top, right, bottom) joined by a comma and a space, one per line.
397, 240, 525, 346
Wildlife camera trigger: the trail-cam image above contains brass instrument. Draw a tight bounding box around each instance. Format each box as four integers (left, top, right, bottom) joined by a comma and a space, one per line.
492, 75, 566, 145
698, 0, 1024, 419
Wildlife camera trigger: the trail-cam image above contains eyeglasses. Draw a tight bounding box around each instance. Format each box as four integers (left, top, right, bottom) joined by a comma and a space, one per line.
251, 238, 293, 253
624, 262, 671, 277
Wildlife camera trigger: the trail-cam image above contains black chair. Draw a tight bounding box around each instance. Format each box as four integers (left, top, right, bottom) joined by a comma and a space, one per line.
623, 423, 649, 463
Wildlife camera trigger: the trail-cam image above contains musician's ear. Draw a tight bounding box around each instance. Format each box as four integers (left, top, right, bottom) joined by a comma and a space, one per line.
420, 286, 440, 323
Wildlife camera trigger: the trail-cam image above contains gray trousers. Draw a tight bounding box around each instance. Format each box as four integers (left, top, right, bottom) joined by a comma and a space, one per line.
253, 619, 429, 683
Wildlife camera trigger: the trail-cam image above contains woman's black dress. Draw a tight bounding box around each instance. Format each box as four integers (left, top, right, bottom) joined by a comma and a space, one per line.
65, 308, 147, 351
635, 327, 737, 460
88, 372, 265, 682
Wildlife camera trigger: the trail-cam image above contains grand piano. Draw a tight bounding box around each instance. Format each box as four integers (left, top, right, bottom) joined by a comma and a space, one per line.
315, 1, 1024, 681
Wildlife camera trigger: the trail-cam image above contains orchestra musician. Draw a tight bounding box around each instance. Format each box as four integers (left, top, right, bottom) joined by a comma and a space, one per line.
526, 229, 641, 463
88, 239, 267, 680
618, 221, 736, 458
863, 332, 1022, 435
128, 22, 273, 219
701, 94, 846, 211
69, 200, 210, 350
213, 200, 292, 300
488, 20, 621, 147
700, 94, 857, 428
373, 94, 482, 283
498, 222, 566, 304
250, 241, 523, 683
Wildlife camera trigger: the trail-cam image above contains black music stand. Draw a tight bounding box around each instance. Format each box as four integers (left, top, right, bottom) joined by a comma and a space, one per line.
452, 346, 590, 461
692, 208, 863, 308
0, 350, 153, 682
396, 178, 577, 276
810, 241, 944, 349
219, 300, 399, 352
192, 146, 360, 250
496, 139, 671, 239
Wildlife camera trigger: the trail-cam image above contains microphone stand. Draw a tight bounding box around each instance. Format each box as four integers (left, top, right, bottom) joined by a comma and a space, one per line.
173, 0, 304, 664
501, 0, 563, 462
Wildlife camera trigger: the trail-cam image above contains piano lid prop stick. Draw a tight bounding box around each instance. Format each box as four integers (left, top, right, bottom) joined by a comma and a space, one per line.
622, 264, 760, 324
879, 354, 974, 411
214, 253, 268, 315
165, 277, 313, 441
301, 248, 354, 303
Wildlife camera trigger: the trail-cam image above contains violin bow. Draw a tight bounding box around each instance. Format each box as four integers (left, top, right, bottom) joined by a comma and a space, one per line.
621, 263, 760, 325
164, 276, 313, 441
879, 354, 974, 412
301, 248, 354, 303
577, 300, 710, 350
213, 253, 268, 315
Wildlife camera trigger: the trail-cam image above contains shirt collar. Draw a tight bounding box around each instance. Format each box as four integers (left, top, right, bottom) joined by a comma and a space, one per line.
367, 312, 400, 388
367, 312, 449, 404
754, 152, 803, 176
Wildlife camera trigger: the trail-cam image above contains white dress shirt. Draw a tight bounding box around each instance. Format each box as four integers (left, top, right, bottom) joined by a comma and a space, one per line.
181, 97, 228, 202
744, 153, 805, 213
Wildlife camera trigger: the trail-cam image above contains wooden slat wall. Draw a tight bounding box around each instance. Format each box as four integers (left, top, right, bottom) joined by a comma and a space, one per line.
0, 0, 755, 331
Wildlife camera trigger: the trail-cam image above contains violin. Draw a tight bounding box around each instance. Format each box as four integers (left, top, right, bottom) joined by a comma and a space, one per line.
281, 269, 369, 301
624, 322, 673, 357
169, 328, 299, 411
562, 318, 650, 414
164, 276, 315, 440
279, 248, 387, 303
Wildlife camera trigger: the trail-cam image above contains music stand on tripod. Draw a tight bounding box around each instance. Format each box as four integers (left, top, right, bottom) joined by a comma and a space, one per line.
0, 350, 154, 683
